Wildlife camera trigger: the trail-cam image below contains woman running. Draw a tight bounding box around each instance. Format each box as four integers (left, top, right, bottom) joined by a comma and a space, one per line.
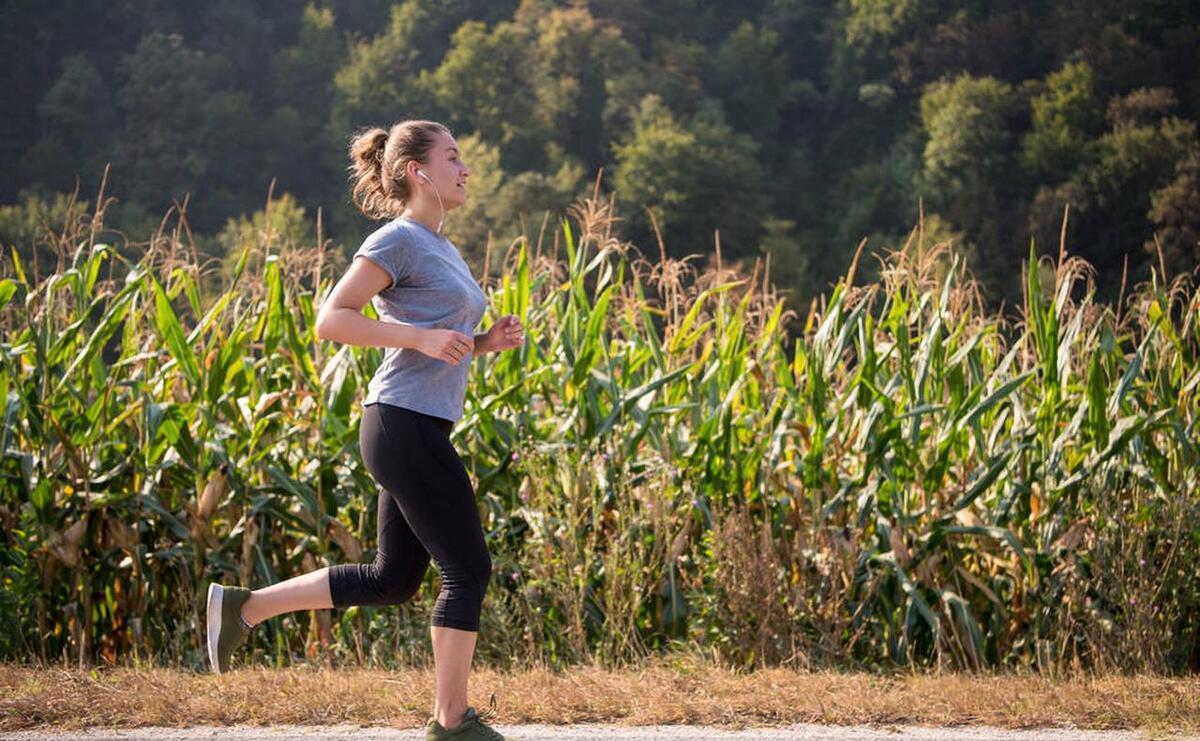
204, 119, 524, 741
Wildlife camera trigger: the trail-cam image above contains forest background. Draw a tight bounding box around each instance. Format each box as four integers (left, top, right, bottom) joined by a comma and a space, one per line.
3, 0, 1199, 311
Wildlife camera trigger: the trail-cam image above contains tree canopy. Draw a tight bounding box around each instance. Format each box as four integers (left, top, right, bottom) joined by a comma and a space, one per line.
2, 0, 1198, 308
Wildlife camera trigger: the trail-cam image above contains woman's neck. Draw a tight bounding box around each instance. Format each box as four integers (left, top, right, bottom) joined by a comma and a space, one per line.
401, 196, 445, 235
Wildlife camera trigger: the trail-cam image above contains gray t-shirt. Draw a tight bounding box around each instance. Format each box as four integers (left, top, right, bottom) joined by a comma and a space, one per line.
352, 215, 487, 422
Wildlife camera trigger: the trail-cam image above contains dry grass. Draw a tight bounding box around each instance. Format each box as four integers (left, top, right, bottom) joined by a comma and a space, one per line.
2, 662, 1197, 734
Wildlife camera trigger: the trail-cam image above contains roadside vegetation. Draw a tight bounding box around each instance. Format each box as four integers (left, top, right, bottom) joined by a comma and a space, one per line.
2, 188, 1196, 679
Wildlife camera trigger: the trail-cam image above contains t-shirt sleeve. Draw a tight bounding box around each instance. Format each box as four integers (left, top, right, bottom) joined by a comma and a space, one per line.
353, 227, 415, 288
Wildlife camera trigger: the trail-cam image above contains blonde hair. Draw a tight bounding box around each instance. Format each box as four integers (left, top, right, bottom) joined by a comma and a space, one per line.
347, 120, 451, 220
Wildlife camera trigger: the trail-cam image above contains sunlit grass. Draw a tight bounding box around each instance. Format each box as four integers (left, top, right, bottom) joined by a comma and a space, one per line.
2, 664, 1198, 732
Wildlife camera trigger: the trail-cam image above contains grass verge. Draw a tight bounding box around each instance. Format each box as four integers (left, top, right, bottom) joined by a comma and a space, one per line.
2, 662, 1197, 733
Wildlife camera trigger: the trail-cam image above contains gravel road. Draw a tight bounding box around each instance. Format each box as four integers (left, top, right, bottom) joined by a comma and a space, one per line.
2, 724, 1196, 740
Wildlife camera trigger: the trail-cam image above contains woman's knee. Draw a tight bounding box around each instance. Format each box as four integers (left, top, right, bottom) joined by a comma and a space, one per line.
374, 560, 424, 605
439, 550, 492, 605
430, 556, 491, 631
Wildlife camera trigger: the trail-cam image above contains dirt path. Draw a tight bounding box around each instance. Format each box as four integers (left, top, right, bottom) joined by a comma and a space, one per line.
2, 724, 1196, 741
5, 668, 1197, 739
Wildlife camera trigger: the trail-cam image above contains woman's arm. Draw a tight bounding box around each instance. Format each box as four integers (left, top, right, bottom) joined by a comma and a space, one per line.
316, 257, 476, 365
315, 257, 420, 348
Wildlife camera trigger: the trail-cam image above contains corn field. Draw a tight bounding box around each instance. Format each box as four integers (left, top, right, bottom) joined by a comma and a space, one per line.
1, 192, 1198, 675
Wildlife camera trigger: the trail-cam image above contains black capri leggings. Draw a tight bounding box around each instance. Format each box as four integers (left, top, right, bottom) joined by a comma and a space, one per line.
328, 402, 492, 632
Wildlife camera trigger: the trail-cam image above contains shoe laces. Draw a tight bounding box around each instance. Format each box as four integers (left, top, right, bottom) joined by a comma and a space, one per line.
468, 693, 503, 739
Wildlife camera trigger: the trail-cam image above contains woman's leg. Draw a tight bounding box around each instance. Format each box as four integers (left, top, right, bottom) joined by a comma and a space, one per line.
360, 404, 492, 731
241, 404, 431, 625
240, 506, 429, 625
431, 626, 478, 727
240, 566, 333, 626
325, 479, 431, 610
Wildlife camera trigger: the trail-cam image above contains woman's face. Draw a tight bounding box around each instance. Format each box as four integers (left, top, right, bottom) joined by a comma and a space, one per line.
416, 131, 470, 209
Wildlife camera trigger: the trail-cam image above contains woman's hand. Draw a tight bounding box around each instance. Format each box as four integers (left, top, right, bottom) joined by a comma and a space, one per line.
481, 315, 525, 353
415, 328, 475, 365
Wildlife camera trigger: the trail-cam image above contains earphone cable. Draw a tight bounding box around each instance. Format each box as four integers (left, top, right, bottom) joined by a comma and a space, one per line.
431, 182, 445, 234
418, 170, 446, 235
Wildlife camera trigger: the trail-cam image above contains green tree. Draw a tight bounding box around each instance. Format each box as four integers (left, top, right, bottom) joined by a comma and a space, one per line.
518, 4, 639, 172
709, 22, 798, 144
846, 0, 930, 47
331, 0, 443, 135
1021, 61, 1103, 180
1076, 104, 1197, 279
613, 95, 766, 259
0, 191, 88, 258
1028, 88, 1198, 295
326, 0, 393, 36
919, 73, 1017, 198
194, 1, 276, 102
201, 89, 273, 231
115, 32, 227, 221
428, 18, 545, 167
24, 54, 118, 193
274, 4, 343, 109
268, 4, 344, 207
917, 72, 1019, 296
1146, 151, 1200, 275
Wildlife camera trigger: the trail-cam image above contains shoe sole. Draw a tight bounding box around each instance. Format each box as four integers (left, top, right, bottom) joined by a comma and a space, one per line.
206, 582, 223, 674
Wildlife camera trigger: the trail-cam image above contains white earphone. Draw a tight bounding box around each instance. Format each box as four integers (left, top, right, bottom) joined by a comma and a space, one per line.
417, 169, 432, 182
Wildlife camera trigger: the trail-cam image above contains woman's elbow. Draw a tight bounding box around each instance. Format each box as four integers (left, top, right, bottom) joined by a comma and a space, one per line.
314, 308, 336, 341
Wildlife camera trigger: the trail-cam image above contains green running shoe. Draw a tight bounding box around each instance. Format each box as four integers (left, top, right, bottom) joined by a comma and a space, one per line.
205, 583, 254, 674
426, 696, 510, 740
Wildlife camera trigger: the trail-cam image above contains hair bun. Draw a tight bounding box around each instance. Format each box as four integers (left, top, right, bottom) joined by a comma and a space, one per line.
353, 127, 389, 171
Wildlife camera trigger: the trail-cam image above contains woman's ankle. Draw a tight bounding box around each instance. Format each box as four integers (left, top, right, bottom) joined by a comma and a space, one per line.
435, 704, 467, 730
239, 593, 260, 628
